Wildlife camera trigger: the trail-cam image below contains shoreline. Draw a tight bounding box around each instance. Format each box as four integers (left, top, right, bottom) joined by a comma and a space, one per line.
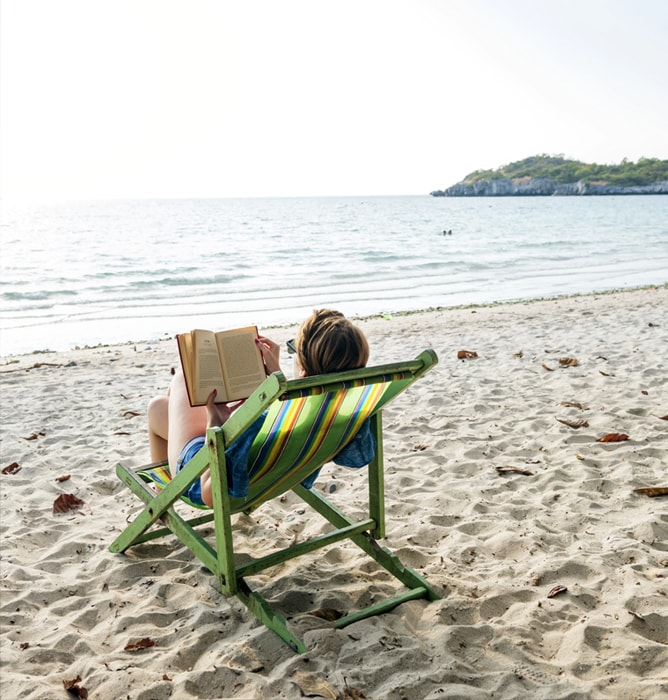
2, 284, 665, 363
1, 286, 666, 699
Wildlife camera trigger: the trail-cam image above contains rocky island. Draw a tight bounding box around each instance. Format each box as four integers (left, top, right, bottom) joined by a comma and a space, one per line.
431, 155, 668, 196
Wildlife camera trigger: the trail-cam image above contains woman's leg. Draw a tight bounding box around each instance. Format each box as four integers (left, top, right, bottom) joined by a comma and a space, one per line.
200, 472, 214, 507
147, 395, 169, 462
166, 369, 208, 473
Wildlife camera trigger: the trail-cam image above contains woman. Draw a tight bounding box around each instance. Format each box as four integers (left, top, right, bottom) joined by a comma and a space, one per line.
147, 309, 374, 507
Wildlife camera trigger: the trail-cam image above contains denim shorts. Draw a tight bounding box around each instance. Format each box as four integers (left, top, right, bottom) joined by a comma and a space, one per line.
176, 435, 206, 505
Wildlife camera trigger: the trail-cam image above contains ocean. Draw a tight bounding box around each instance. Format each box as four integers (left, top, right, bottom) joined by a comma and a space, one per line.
1, 194, 666, 356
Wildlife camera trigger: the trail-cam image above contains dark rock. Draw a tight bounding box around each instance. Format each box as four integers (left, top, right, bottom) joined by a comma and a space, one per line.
431, 178, 668, 197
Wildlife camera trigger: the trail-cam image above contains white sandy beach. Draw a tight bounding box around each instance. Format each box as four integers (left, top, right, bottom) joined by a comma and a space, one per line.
1, 287, 667, 699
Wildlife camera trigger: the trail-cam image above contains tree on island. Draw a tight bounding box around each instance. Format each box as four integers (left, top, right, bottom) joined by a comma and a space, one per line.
455, 155, 667, 187
431, 155, 668, 196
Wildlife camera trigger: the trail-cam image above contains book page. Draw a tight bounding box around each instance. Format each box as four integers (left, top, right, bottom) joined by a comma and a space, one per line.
215, 326, 266, 401
192, 330, 228, 404
176, 332, 195, 403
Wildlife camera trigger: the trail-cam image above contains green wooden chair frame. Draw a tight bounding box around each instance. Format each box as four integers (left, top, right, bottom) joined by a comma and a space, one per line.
109, 349, 439, 653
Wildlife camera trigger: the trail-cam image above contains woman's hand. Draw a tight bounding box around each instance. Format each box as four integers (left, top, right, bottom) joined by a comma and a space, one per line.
205, 389, 234, 429
256, 335, 282, 375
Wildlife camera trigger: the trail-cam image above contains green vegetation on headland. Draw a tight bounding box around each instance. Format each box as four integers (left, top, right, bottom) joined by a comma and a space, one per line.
431, 155, 668, 196
458, 155, 667, 186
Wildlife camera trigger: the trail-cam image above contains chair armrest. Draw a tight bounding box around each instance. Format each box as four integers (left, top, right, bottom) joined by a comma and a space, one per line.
217, 372, 287, 447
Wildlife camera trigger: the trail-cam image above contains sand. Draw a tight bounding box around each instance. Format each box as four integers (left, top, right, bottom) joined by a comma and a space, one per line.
1, 287, 667, 700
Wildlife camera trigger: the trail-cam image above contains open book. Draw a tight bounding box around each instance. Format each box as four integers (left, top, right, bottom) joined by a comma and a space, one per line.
177, 326, 267, 406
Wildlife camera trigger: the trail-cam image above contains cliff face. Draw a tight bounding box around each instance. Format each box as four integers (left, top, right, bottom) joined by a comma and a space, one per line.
431, 178, 668, 197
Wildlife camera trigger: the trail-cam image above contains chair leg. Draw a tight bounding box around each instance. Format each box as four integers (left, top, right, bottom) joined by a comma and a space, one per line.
223, 483, 439, 654
333, 586, 429, 628
109, 461, 166, 553
368, 412, 385, 539
235, 580, 307, 654
110, 458, 224, 581
295, 484, 440, 601
206, 429, 237, 594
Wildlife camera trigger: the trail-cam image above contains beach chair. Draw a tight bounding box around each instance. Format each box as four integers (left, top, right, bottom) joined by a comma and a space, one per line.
109, 350, 439, 653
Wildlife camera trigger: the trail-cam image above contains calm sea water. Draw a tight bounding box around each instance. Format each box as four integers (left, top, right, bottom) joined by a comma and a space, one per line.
1, 195, 667, 356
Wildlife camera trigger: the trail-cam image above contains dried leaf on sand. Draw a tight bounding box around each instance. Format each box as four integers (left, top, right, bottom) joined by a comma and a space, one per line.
344, 685, 367, 700
596, 433, 629, 443
457, 350, 478, 359
63, 675, 88, 699
124, 637, 155, 652
547, 585, 568, 598
53, 493, 85, 514
559, 357, 580, 367
556, 418, 589, 428
633, 487, 668, 498
2, 462, 21, 475
292, 671, 337, 698
496, 466, 534, 476
560, 401, 588, 410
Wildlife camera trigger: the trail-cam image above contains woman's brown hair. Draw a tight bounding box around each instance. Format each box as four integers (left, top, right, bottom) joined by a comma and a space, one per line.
296, 309, 369, 376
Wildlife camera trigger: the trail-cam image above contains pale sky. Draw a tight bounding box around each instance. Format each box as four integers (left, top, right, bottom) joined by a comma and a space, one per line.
1, 0, 666, 200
